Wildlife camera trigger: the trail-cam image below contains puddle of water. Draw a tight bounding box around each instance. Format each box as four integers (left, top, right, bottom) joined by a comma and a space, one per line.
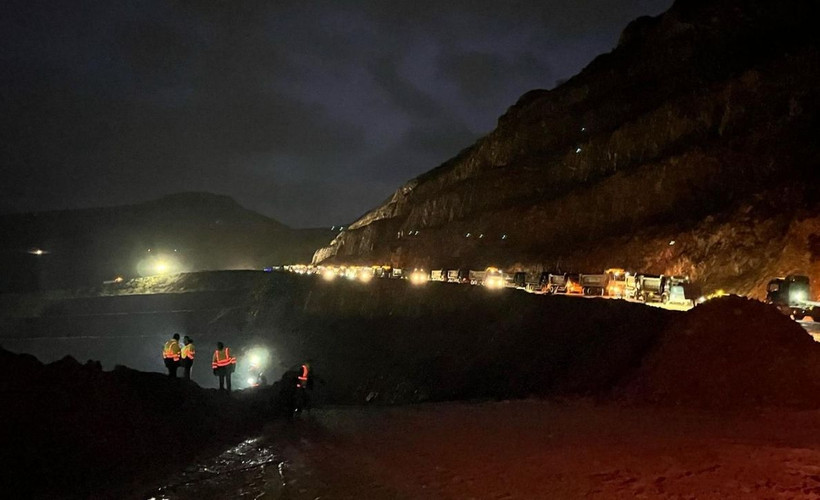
147, 437, 289, 499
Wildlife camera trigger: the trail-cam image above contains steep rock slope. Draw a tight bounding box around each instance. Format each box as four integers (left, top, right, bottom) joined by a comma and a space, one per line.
314, 0, 820, 297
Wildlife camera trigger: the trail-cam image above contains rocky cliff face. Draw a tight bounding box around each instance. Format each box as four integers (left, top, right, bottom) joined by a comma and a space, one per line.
313, 0, 820, 297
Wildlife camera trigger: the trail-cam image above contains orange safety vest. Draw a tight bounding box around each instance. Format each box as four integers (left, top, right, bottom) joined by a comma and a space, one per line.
181, 343, 195, 360
297, 363, 309, 387
163, 339, 181, 361
212, 347, 236, 369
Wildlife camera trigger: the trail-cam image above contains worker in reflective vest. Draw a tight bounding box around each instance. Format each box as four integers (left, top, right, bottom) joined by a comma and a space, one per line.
295, 361, 316, 413
180, 335, 195, 380
212, 341, 236, 392
162, 333, 181, 378
297, 363, 310, 389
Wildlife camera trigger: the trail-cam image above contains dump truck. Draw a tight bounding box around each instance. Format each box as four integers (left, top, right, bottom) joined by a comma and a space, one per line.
666, 276, 694, 306
604, 268, 636, 299
635, 274, 692, 305
636, 274, 667, 303
766, 274, 820, 319
468, 270, 486, 285
546, 273, 583, 294
579, 273, 608, 295
446, 269, 470, 283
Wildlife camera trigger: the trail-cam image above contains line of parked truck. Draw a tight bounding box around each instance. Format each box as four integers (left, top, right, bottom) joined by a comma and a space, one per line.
284, 264, 695, 306
284, 264, 820, 322
431, 267, 693, 306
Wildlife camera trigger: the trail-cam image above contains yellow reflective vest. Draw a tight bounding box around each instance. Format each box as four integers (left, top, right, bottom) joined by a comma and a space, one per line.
181, 343, 195, 360
212, 347, 236, 369
163, 339, 181, 361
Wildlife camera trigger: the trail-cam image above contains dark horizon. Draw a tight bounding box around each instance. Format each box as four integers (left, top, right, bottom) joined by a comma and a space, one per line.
1, 0, 672, 227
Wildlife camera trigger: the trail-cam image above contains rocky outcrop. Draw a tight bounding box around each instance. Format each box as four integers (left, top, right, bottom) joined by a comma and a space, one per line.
313, 0, 820, 296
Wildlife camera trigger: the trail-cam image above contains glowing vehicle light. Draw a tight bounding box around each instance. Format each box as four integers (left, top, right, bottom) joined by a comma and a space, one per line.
485, 276, 504, 289
322, 269, 336, 281
791, 290, 807, 302
29, 248, 47, 256
137, 253, 182, 277
699, 289, 729, 303
409, 269, 428, 285
484, 267, 505, 290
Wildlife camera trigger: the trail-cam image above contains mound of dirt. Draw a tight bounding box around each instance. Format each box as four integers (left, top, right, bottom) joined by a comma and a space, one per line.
621, 296, 820, 409
0, 348, 275, 499
249, 274, 677, 405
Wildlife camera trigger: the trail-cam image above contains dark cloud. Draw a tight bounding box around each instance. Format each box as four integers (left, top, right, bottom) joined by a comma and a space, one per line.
438, 50, 555, 108
1, 0, 672, 226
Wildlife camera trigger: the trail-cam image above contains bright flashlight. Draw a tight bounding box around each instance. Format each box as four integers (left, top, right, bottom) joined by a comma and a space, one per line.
247, 377, 256, 386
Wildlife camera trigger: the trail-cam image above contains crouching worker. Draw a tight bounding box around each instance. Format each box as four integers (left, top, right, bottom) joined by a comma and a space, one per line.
278, 361, 320, 416
212, 341, 236, 392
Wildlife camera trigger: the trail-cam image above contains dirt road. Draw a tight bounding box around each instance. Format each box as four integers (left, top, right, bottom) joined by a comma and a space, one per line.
151, 400, 820, 499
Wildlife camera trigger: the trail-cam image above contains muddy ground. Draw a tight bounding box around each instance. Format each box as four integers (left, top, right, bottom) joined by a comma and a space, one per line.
154, 400, 820, 499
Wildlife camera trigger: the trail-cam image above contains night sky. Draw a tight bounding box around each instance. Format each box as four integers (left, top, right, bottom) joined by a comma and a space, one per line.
1, 0, 671, 228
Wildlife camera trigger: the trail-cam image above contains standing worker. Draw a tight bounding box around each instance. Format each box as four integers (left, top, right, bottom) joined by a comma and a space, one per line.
212, 341, 236, 392
297, 362, 311, 390
162, 333, 181, 378
294, 361, 318, 413
180, 336, 195, 380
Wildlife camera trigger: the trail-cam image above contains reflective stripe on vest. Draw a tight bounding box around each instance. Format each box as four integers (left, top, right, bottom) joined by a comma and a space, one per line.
298, 364, 309, 382
212, 348, 235, 368
181, 344, 195, 360
163, 340, 180, 361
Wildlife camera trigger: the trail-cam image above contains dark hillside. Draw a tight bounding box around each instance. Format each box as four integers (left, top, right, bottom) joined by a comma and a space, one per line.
0, 192, 333, 291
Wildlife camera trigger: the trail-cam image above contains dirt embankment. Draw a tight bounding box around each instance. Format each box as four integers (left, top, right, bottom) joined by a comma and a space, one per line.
621, 295, 820, 408
0, 349, 276, 499
244, 275, 820, 411
246, 273, 676, 404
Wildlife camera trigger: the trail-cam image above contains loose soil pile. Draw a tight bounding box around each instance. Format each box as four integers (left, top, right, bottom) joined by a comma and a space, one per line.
0, 348, 275, 499
622, 295, 820, 408
248, 275, 676, 405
